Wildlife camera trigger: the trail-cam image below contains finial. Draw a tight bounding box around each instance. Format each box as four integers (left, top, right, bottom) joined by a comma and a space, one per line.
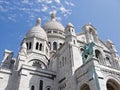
36, 18, 41, 26
51, 12, 56, 21
88, 22, 92, 25
67, 22, 74, 27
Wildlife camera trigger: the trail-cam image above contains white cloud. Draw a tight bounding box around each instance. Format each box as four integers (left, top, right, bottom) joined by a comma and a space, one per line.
46, 0, 53, 4
65, 1, 74, 6
22, 0, 29, 4
55, 0, 60, 4
41, 5, 48, 12
0, 0, 75, 23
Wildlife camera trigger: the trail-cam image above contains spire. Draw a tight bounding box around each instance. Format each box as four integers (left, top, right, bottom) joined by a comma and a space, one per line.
36, 18, 41, 26
51, 12, 56, 21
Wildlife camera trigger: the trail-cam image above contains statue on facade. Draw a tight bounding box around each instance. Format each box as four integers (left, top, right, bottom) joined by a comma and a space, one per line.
82, 42, 95, 63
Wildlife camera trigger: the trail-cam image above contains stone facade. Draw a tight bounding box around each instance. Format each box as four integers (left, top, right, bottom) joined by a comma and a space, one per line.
0, 13, 120, 90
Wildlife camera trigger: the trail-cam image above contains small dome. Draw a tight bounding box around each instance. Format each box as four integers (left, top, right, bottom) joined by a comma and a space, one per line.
106, 39, 113, 44
43, 12, 65, 32
26, 18, 47, 40
67, 22, 74, 27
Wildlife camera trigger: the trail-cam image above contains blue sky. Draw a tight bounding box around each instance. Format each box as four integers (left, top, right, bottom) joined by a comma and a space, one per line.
0, 0, 120, 61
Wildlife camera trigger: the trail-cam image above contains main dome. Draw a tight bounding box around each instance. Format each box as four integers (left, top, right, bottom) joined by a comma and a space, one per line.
26, 18, 47, 40
43, 12, 65, 32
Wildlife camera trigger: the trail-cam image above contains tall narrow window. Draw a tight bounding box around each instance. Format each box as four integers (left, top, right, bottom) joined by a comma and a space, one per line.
39, 43, 42, 51
53, 42, 57, 50
49, 42, 51, 50
39, 80, 43, 90
31, 85, 35, 90
29, 42, 32, 49
26, 42, 28, 50
36, 42, 39, 50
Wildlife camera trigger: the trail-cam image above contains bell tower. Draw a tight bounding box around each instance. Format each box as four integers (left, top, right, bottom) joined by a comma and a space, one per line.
17, 18, 50, 70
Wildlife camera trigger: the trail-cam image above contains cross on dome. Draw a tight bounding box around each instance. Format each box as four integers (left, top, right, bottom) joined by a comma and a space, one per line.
51, 12, 56, 21
36, 18, 41, 26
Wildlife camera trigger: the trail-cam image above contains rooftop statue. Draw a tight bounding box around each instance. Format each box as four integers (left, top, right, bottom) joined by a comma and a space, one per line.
82, 42, 95, 64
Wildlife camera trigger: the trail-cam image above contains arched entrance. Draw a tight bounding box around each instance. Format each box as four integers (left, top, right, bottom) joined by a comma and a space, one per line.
80, 84, 90, 90
107, 79, 120, 90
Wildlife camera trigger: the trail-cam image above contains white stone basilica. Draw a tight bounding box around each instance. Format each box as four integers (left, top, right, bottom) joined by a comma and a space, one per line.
0, 13, 120, 90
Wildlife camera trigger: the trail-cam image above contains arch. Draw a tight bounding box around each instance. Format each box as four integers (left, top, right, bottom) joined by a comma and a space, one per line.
31, 85, 35, 90
95, 49, 103, 63
36, 42, 39, 50
106, 79, 120, 90
46, 86, 52, 90
29, 59, 47, 69
80, 84, 90, 90
53, 42, 57, 50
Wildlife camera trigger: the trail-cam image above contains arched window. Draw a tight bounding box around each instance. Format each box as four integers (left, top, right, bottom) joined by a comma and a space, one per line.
95, 50, 103, 61
39, 80, 43, 90
47, 88, 50, 90
53, 42, 57, 50
39, 43, 42, 51
59, 43, 62, 48
80, 84, 90, 90
36, 42, 39, 50
32, 61, 42, 68
46, 86, 51, 90
31, 85, 35, 90
106, 56, 111, 66
107, 79, 120, 90
29, 42, 32, 49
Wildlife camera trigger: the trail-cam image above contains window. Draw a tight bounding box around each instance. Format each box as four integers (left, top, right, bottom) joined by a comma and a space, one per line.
26, 42, 28, 50
47, 88, 50, 90
106, 57, 111, 66
48, 42, 51, 50
59, 43, 62, 48
73, 40, 75, 44
33, 61, 42, 68
46, 86, 51, 90
39, 80, 43, 90
53, 31, 57, 33
39, 43, 42, 51
36, 42, 39, 50
80, 84, 90, 90
31, 85, 35, 90
53, 42, 57, 50
95, 50, 102, 59
47, 31, 51, 33
107, 79, 119, 90
29, 42, 32, 49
